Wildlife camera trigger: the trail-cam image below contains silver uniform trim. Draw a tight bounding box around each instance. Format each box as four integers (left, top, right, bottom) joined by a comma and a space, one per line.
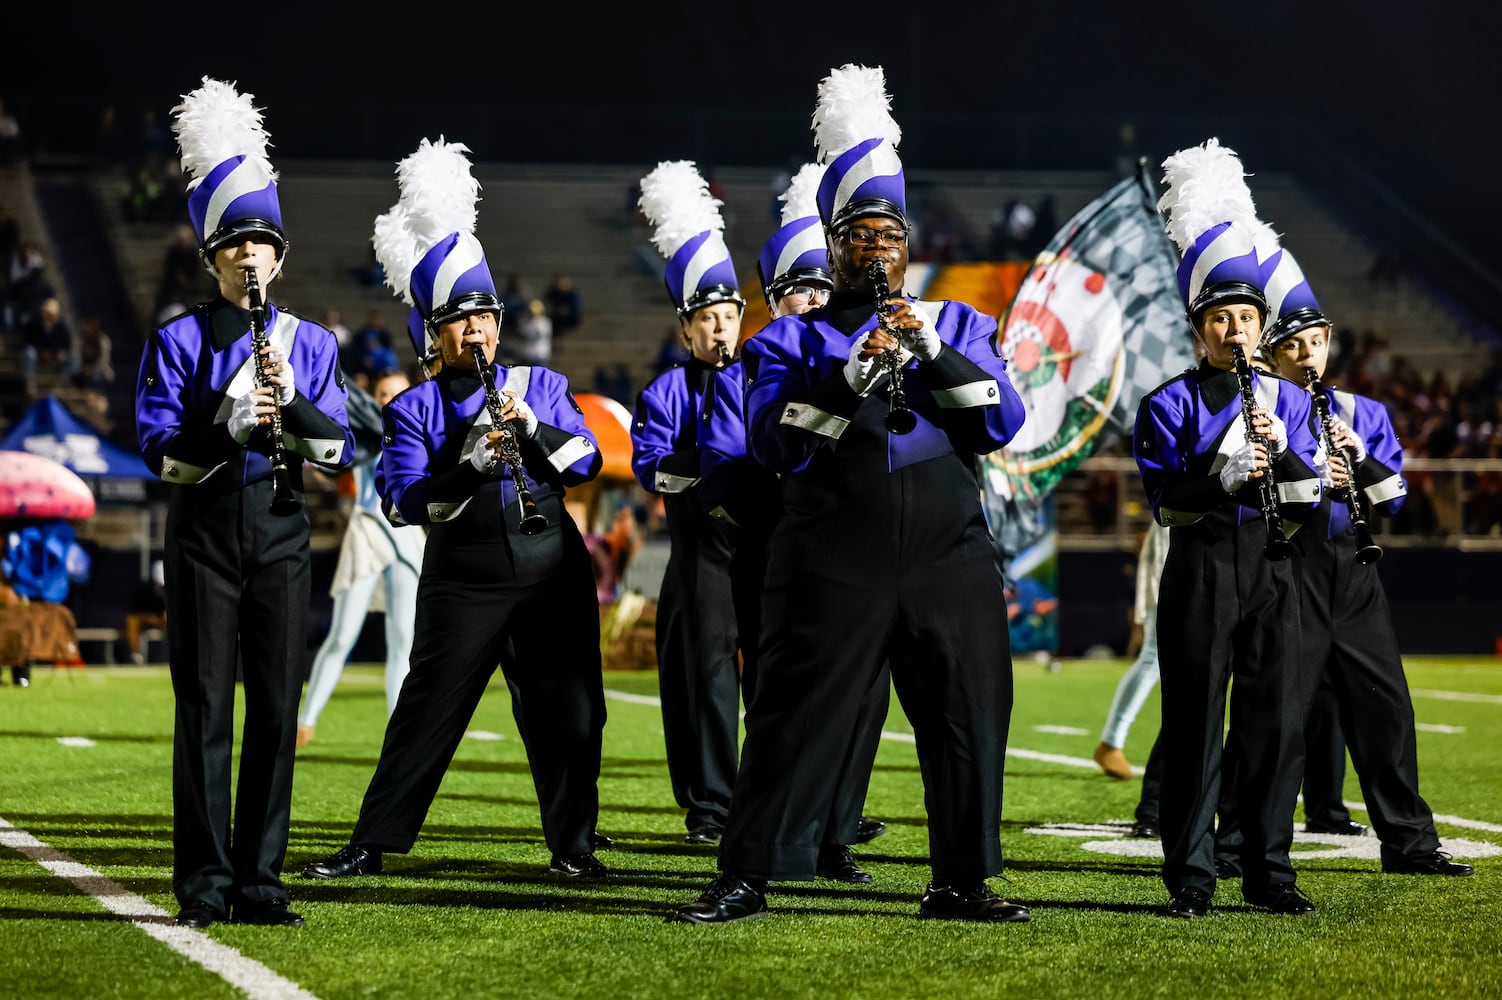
213, 312, 298, 424
548, 434, 596, 473
654, 470, 700, 493
932, 379, 1000, 408
427, 498, 472, 522
285, 433, 346, 466
1366, 473, 1407, 506
1277, 475, 1321, 505
158, 456, 226, 485
384, 499, 408, 526
1157, 507, 1206, 526
708, 505, 739, 526
779, 403, 849, 439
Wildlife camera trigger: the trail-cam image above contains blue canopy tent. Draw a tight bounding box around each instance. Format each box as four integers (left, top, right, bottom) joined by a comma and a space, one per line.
0, 396, 152, 496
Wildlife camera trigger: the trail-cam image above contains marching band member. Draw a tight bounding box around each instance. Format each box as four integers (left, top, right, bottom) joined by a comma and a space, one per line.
1134, 138, 1322, 918
1215, 242, 1473, 878
136, 77, 353, 929
302, 138, 609, 884
632, 160, 757, 846
672, 65, 1028, 924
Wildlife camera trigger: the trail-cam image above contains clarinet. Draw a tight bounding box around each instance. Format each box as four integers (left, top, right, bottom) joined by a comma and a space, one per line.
867, 260, 916, 434
243, 269, 300, 517
470, 343, 547, 536
716, 342, 732, 367
1230, 345, 1293, 561
1304, 366, 1383, 564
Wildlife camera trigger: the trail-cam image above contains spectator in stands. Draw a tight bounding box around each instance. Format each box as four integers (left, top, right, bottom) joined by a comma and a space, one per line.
513, 298, 553, 365
20, 296, 73, 392
72, 316, 114, 388
594, 363, 634, 406
0, 98, 22, 164
324, 309, 352, 351
349, 245, 385, 288
499, 272, 531, 322
155, 225, 207, 322
121, 165, 168, 223
124, 560, 167, 665
650, 325, 691, 375
8, 239, 52, 329
342, 309, 398, 384
544, 273, 582, 334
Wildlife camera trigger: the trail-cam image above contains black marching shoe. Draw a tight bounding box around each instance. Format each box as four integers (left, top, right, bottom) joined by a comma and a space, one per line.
302, 845, 382, 879
919, 882, 1030, 923
684, 825, 724, 845
852, 817, 887, 844
816, 844, 872, 884
1166, 888, 1212, 919
233, 901, 305, 927
1128, 821, 1160, 839
1305, 818, 1369, 837
1383, 850, 1474, 876
549, 853, 608, 880
591, 833, 614, 849
1243, 883, 1316, 915
669, 874, 768, 924
1213, 857, 1242, 880
174, 903, 224, 928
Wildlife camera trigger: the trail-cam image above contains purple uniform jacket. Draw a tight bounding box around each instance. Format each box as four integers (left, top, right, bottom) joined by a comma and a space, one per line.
741, 296, 1025, 475
135, 299, 352, 488
1316, 386, 1407, 538
377, 362, 599, 527
1135, 362, 1322, 530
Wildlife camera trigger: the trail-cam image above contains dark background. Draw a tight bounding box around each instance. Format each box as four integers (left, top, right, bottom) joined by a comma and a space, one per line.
5, 1, 1499, 281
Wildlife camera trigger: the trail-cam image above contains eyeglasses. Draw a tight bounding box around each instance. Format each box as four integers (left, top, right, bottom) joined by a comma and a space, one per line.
843, 226, 910, 247
779, 284, 831, 305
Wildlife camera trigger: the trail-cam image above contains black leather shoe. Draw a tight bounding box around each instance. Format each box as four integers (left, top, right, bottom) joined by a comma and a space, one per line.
669, 875, 768, 924
174, 903, 223, 928
816, 844, 872, 884
1305, 818, 1368, 837
1214, 857, 1242, 880
684, 825, 723, 845
591, 833, 613, 849
1166, 888, 1211, 919
1128, 821, 1159, 839
549, 853, 608, 880
1383, 850, 1474, 876
233, 901, 305, 927
1244, 883, 1315, 914
919, 882, 1030, 922
852, 817, 887, 844
302, 845, 382, 879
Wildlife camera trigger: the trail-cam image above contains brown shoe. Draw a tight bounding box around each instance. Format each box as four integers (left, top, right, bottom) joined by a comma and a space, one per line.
1093, 741, 1133, 780
296, 724, 316, 749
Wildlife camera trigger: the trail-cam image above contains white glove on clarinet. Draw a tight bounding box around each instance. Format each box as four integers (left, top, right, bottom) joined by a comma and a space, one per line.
1329, 415, 1366, 463
228, 392, 260, 444
1219, 442, 1259, 494
505, 393, 540, 438
272, 357, 296, 406
896, 301, 943, 361
1264, 411, 1289, 457
843, 336, 885, 396
466, 433, 499, 474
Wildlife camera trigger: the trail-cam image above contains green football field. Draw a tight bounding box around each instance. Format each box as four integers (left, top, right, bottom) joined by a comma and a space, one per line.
2, 657, 1499, 999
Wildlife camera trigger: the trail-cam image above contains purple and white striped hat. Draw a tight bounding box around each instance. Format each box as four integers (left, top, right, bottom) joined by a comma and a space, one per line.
812, 65, 906, 232
171, 77, 285, 256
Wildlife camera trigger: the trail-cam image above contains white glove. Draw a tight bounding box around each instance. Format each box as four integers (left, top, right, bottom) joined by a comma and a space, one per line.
1330, 415, 1366, 463
467, 433, 499, 473
897, 302, 943, 361
272, 356, 296, 406
1265, 411, 1288, 457
1219, 442, 1258, 494
506, 393, 540, 438
228, 393, 260, 444
843, 336, 884, 396
1317, 449, 1336, 489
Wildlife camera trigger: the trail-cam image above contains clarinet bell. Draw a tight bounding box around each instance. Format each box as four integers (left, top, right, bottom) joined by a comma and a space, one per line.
1353, 523, 1383, 564
519, 510, 548, 535
885, 407, 917, 435
1265, 535, 1294, 561
268, 470, 302, 517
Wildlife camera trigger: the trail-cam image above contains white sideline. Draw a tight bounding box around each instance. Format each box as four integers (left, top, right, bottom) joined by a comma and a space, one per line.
0, 816, 318, 1000
1411, 688, 1502, 705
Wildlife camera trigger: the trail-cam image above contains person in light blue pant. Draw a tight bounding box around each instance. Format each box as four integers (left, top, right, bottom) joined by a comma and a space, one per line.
1094, 520, 1169, 780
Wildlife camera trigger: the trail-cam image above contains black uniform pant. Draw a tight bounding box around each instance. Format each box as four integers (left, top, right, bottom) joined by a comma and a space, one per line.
349, 512, 606, 858
1156, 520, 1305, 898
166, 479, 309, 913
1220, 532, 1438, 865
718, 545, 1010, 883
1300, 680, 1354, 827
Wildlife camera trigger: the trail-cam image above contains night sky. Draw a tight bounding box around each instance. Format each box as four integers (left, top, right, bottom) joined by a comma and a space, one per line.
7, 2, 1501, 290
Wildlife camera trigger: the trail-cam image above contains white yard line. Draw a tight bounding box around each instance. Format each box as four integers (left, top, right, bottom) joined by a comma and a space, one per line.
0, 816, 318, 1000
1411, 688, 1502, 705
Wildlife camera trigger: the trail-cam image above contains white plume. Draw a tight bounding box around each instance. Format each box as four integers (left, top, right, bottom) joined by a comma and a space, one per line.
371, 137, 481, 305
171, 77, 276, 190
779, 162, 824, 226
638, 160, 724, 260
1157, 137, 1269, 254
812, 64, 902, 166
